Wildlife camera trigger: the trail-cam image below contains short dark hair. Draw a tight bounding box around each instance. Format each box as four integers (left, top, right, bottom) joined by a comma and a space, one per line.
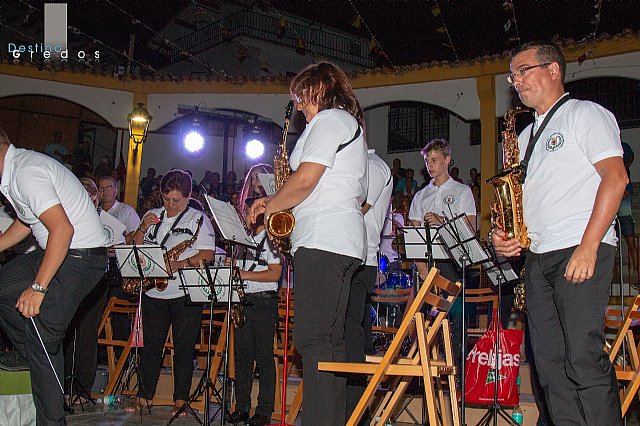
97, 175, 117, 187
510, 41, 566, 83
161, 169, 192, 197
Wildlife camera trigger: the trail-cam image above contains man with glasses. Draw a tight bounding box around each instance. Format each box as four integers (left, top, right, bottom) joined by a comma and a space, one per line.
98, 176, 140, 235
492, 41, 626, 425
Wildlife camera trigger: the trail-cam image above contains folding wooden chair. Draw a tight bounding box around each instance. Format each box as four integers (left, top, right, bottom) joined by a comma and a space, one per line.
273, 288, 303, 424
464, 288, 498, 339
97, 297, 139, 397
605, 295, 640, 417
319, 267, 462, 426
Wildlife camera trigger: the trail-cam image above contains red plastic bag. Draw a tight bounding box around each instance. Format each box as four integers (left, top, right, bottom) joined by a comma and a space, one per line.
463, 310, 523, 406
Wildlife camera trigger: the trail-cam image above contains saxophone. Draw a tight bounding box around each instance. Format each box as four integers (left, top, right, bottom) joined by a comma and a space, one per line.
487, 107, 531, 311
122, 216, 204, 295
487, 107, 531, 249
265, 100, 295, 256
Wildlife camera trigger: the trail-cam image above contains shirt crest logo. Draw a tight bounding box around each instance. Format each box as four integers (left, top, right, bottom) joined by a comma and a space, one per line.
545, 133, 564, 152
444, 195, 455, 205
15, 205, 24, 217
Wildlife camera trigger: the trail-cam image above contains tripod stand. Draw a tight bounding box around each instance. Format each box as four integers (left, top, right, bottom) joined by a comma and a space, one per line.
438, 213, 490, 426
169, 264, 239, 425
63, 328, 96, 414
111, 244, 170, 418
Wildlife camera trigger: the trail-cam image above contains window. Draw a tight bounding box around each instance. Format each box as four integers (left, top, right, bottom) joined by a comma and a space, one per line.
566, 77, 640, 128
388, 102, 449, 153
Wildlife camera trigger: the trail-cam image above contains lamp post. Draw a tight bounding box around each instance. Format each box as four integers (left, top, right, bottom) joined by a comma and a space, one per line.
124, 102, 152, 207
127, 102, 152, 165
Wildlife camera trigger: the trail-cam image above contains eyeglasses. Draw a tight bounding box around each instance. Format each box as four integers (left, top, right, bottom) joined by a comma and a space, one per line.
507, 63, 551, 84
98, 185, 115, 192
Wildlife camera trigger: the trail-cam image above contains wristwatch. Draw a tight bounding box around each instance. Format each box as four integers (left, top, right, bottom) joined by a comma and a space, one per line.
31, 282, 48, 294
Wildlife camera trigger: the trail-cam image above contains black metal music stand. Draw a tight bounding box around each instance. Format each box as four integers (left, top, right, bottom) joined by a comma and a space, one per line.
202, 194, 259, 426
473, 242, 521, 426
63, 327, 96, 414
168, 265, 242, 425
438, 213, 489, 426
111, 244, 171, 418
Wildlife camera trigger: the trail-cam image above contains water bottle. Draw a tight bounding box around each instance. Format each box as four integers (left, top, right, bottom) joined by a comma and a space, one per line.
511, 405, 523, 425
516, 374, 521, 394
99, 394, 124, 413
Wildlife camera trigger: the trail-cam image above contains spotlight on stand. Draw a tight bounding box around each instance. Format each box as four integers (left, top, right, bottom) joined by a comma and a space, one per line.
183, 112, 205, 156
245, 139, 264, 159
244, 123, 264, 160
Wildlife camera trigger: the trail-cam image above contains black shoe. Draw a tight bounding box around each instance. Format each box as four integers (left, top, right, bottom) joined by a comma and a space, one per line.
227, 411, 250, 424
0, 351, 29, 371
246, 414, 270, 426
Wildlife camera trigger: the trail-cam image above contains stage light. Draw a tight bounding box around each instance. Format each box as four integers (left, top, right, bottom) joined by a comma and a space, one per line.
184, 131, 205, 154
245, 139, 264, 159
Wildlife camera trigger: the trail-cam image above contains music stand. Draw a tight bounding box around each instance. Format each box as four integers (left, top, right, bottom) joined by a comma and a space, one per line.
204, 195, 257, 425
473, 242, 521, 426
437, 214, 489, 426
167, 266, 240, 425
111, 244, 171, 418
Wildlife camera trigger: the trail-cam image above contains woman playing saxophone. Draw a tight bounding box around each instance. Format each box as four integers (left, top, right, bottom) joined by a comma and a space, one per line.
125, 169, 216, 418
250, 62, 367, 426
227, 163, 283, 426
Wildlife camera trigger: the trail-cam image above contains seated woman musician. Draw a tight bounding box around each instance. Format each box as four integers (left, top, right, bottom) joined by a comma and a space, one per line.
227, 163, 283, 426
126, 169, 216, 418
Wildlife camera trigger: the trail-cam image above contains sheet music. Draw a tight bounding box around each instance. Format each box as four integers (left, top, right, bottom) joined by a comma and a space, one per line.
258, 173, 276, 196
438, 214, 489, 266
100, 210, 126, 246
114, 245, 171, 278
402, 226, 448, 260
179, 267, 239, 303
204, 195, 257, 248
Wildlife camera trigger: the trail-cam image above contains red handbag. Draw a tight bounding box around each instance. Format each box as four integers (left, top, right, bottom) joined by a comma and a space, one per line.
463, 310, 523, 406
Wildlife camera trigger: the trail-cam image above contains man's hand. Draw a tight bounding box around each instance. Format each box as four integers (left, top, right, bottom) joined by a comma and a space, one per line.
564, 243, 597, 284
16, 287, 45, 318
249, 196, 271, 225
491, 228, 522, 257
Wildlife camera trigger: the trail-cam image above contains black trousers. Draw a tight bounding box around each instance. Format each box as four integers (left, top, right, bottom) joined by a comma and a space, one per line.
0, 247, 107, 426
525, 244, 622, 426
137, 295, 202, 402
293, 248, 360, 426
63, 274, 109, 397
234, 291, 278, 417
345, 264, 376, 422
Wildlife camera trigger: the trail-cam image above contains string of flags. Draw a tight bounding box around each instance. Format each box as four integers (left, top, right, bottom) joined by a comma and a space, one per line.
430, 3, 458, 60
501, 0, 521, 45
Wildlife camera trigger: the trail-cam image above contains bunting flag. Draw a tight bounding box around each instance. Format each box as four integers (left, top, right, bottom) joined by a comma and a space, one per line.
238, 47, 249, 63
222, 26, 233, 41
431, 6, 441, 17
277, 17, 287, 38
368, 36, 379, 58
296, 36, 306, 55
259, 59, 270, 73
504, 19, 512, 32
578, 53, 588, 65
436, 26, 446, 34
502, 0, 513, 10
350, 14, 362, 30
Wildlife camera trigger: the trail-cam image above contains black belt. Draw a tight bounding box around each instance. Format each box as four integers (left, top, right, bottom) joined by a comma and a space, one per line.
69, 247, 109, 256
246, 290, 278, 299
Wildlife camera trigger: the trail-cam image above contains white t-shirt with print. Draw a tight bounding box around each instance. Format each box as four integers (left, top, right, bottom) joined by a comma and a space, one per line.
0, 145, 108, 249
409, 177, 476, 226
289, 108, 368, 261
519, 96, 622, 253
235, 229, 281, 293
142, 207, 216, 300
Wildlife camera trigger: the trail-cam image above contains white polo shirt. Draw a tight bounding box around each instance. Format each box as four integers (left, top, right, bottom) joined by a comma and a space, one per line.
289, 108, 368, 261
235, 230, 281, 293
0, 145, 108, 249
409, 177, 476, 225
364, 150, 393, 266
107, 200, 140, 233
142, 206, 216, 300
519, 97, 622, 253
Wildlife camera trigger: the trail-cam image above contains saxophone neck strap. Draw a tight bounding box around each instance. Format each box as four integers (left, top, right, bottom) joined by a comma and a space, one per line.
336, 126, 362, 153
519, 94, 570, 183
149, 208, 189, 247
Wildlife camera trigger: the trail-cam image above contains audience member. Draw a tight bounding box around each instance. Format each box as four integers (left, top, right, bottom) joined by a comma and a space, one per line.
450, 166, 464, 183
394, 167, 417, 194
391, 158, 405, 190
44, 131, 68, 163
